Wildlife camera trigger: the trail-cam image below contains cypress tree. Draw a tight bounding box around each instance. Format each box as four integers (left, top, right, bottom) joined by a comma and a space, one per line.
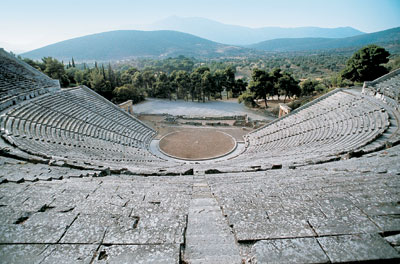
107, 63, 115, 89
101, 64, 106, 79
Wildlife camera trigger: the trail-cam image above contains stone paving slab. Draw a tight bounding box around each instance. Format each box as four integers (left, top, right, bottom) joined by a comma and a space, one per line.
370, 215, 400, 232
94, 244, 180, 264
358, 201, 400, 216
40, 244, 98, 264
60, 213, 110, 244
233, 218, 315, 241
308, 213, 380, 236
317, 233, 400, 263
103, 213, 187, 244
0, 244, 48, 264
251, 237, 329, 264
0, 209, 77, 243
0, 150, 399, 263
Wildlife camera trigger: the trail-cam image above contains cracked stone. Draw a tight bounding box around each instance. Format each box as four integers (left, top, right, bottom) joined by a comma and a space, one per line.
317, 233, 400, 263
251, 237, 329, 264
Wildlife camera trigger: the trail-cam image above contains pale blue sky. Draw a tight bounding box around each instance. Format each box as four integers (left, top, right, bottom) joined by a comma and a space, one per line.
1, 0, 399, 52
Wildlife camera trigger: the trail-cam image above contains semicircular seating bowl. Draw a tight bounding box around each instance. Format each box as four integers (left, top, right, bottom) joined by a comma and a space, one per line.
0, 49, 398, 173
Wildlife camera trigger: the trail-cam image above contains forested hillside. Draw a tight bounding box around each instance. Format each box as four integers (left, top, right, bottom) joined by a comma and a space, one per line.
21, 30, 252, 61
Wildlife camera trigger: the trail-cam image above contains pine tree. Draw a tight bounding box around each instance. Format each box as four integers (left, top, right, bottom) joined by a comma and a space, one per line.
341, 45, 390, 82
71, 57, 75, 68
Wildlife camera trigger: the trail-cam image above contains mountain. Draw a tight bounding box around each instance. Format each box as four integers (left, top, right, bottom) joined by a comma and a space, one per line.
147, 16, 364, 45
20, 30, 250, 62
20, 27, 400, 62
247, 27, 400, 52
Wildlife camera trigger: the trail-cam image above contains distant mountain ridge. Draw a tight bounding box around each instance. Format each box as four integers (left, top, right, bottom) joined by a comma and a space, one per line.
247, 27, 400, 52
19, 27, 400, 62
21, 30, 250, 62
146, 16, 365, 45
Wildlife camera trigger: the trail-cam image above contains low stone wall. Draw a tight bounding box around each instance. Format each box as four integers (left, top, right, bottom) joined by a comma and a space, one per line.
183, 121, 203, 126
180, 115, 246, 121
278, 103, 291, 118
118, 100, 133, 115
206, 122, 230, 127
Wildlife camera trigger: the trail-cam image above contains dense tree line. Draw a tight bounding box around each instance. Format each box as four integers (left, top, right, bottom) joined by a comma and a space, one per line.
19, 45, 394, 109
21, 56, 247, 104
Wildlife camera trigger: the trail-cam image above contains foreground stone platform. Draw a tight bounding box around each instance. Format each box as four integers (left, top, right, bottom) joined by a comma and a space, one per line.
1, 144, 399, 263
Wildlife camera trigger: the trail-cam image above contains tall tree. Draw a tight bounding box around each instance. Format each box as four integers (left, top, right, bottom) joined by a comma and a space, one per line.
132, 71, 144, 89
278, 72, 300, 102
190, 71, 202, 102
154, 72, 171, 99
139, 70, 154, 96
107, 63, 116, 89
248, 69, 274, 107
223, 66, 236, 98
233, 78, 248, 98
270, 68, 283, 97
42, 57, 69, 87
175, 70, 191, 100
201, 71, 213, 102
169, 70, 178, 100
300, 79, 318, 96
213, 69, 225, 99
101, 64, 106, 79
341, 45, 390, 82
90, 71, 112, 99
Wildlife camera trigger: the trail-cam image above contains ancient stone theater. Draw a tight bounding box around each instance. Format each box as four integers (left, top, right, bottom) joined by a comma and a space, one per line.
0, 48, 400, 263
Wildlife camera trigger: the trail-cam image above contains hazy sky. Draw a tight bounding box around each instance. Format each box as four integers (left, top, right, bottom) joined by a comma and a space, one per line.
1, 0, 399, 52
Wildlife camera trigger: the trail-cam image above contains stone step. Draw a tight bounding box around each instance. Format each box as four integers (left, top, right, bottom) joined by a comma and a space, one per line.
184, 181, 241, 264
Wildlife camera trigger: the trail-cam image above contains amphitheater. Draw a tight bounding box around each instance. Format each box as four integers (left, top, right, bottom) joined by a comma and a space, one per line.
0, 48, 400, 263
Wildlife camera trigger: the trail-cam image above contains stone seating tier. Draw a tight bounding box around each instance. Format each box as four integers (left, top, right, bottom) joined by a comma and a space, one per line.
0, 86, 162, 166
363, 68, 400, 110
204, 90, 392, 171
0, 49, 60, 111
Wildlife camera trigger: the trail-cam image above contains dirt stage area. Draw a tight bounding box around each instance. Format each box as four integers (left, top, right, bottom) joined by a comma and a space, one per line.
159, 130, 236, 160
138, 115, 253, 142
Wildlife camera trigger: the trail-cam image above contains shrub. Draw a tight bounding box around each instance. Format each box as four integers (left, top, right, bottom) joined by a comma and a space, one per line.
238, 91, 257, 107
